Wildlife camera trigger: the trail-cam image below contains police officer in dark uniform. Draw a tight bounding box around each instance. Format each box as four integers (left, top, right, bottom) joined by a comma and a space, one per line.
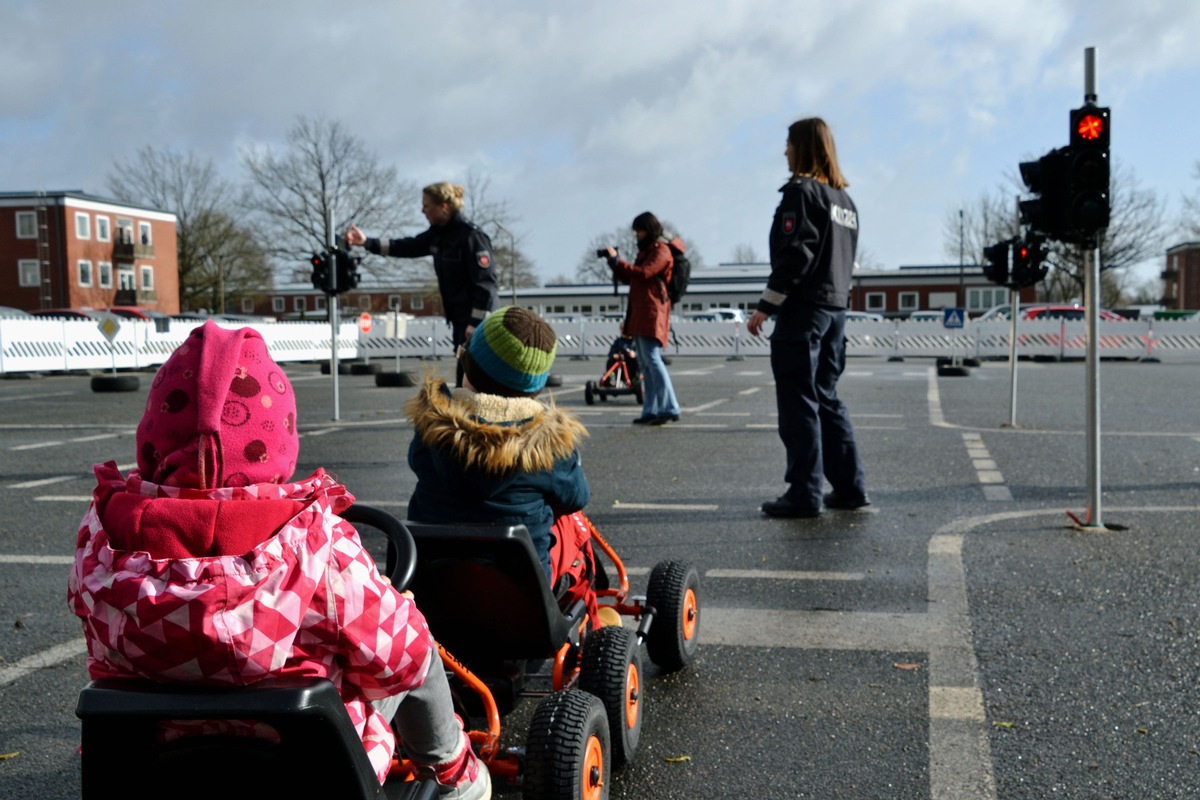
346, 181, 498, 386
747, 117, 869, 518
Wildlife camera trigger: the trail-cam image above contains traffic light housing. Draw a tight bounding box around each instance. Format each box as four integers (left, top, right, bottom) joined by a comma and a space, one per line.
1011, 235, 1048, 288
334, 247, 361, 291
1064, 104, 1110, 239
310, 252, 331, 293
1019, 147, 1068, 240
982, 239, 1011, 286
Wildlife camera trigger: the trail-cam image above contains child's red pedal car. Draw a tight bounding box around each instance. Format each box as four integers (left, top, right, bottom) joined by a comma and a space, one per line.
403, 514, 701, 800
585, 336, 642, 406
74, 504, 438, 800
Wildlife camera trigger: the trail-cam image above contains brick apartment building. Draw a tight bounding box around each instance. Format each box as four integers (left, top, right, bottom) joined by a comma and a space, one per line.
1161, 242, 1200, 311
0, 191, 180, 315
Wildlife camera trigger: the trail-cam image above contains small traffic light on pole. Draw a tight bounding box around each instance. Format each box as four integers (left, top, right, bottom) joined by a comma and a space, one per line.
982, 239, 1011, 286
1064, 104, 1110, 239
1011, 234, 1049, 288
334, 247, 361, 291
310, 252, 330, 293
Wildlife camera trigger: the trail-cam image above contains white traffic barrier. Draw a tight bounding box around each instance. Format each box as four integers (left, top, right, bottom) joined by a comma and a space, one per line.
4, 316, 1199, 375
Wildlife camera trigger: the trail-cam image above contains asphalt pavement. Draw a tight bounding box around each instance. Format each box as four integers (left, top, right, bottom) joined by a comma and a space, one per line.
0, 352, 1197, 799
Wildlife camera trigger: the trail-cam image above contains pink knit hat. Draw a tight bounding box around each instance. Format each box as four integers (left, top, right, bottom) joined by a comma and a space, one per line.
136, 321, 298, 489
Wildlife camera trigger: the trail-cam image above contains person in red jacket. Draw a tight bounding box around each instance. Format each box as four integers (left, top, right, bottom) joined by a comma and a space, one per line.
602, 211, 682, 425
68, 321, 490, 800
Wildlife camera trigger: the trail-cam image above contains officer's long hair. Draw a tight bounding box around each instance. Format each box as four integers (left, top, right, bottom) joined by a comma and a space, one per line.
787, 118, 849, 190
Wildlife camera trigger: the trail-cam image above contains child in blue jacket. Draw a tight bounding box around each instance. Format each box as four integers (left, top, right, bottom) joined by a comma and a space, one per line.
405, 307, 589, 581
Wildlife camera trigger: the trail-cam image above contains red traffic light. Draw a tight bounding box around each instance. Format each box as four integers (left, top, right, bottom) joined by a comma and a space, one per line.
1076, 113, 1105, 141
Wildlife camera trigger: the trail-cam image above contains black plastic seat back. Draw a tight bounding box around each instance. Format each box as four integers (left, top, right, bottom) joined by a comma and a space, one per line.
75, 677, 438, 800
406, 523, 572, 664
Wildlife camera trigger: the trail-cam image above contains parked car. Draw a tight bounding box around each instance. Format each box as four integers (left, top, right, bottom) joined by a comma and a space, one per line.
682, 308, 745, 324
845, 311, 885, 322
1020, 305, 1125, 322
30, 308, 102, 321
109, 306, 170, 323
907, 310, 944, 322
0, 306, 35, 319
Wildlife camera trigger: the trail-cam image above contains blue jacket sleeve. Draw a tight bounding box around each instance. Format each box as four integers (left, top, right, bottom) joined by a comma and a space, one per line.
759, 184, 821, 315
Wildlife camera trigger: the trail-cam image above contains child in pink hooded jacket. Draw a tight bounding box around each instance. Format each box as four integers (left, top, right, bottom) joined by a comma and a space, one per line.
68, 321, 489, 799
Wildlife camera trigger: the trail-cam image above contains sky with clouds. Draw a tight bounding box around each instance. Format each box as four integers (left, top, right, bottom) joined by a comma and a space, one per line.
4, 0, 1198, 287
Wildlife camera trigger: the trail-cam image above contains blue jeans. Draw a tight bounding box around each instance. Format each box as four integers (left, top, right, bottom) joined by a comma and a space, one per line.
770, 305, 867, 507
634, 336, 680, 419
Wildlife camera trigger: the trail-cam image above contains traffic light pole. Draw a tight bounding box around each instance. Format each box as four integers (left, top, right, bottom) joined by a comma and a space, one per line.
1007, 286, 1020, 427
327, 209, 341, 422
1081, 47, 1103, 528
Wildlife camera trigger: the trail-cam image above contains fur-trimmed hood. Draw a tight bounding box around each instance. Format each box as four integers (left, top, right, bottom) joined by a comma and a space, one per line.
405, 376, 588, 476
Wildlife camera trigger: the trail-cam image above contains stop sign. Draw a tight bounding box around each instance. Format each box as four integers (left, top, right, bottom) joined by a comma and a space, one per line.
358, 312, 373, 333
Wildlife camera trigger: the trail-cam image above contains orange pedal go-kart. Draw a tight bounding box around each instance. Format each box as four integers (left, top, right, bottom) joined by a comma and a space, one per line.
585, 336, 642, 406
401, 511, 700, 800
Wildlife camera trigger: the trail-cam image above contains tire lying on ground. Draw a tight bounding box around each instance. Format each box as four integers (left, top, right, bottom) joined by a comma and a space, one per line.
545, 373, 563, 387
375, 371, 418, 388
349, 362, 381, 375
91, 375, 140, 393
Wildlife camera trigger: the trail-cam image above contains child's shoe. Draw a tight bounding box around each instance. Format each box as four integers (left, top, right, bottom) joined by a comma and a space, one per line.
414, 735, 491, 800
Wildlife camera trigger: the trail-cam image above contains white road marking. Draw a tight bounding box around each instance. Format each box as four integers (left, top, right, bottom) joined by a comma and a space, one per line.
9, 476, 75, 489
610, 502, 720, 511
0, 638, 88, 688
0, 554, 73, 564
35, 496, 92, 502
10, 441, 65, 451
737, 387, 762, 395
706, 568, 864, 582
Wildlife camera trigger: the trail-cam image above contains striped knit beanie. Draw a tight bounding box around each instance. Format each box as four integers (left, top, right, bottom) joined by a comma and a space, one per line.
461, 306, 557, 397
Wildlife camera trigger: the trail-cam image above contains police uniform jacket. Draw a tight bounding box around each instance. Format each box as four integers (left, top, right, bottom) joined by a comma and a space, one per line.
757, 177, 859, 323
365, 214, 499, 328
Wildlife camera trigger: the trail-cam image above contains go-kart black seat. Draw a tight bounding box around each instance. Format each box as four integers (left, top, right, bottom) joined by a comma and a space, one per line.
405, 523, 581, 665
75, 677, 439, 800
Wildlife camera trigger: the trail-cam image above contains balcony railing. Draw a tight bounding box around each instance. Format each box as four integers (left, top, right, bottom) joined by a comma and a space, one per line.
114, 289, 158, 306
113, 241, 155, 259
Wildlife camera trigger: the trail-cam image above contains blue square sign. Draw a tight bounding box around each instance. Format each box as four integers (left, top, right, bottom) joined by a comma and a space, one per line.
942, 308, 965, 329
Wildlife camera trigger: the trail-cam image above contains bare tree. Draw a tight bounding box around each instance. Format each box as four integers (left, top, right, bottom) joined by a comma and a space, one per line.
945, 160, 1166, 304
1180, 161, 1200, 239
107, 146, 269, 311
460, 168, 540, 293
240, 115, 421, 283
575, 221, 703, 284
730, 243, 761, 263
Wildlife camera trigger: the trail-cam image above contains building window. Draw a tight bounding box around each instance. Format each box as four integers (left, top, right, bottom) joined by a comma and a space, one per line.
293, 297, 306, 312
411, 294, 424, 310
116, 219, 134, 244
19, 259, 40, 287
79, 260, 93, 287
272, 297, 285, 313
138, 221, 152, 245
96, 216, 111, 242
241, 298, 254, 313
98, 262, 113, 288
75, 212, 91, 240
388, 294, 402, 310
866, 292, 886, 312
16, 211, 36, 239
967, 288, 1004, 312
117, 265, 136, 290
899, 292, 918, 311
314, 295, 326, 311
140, 265, 154, 289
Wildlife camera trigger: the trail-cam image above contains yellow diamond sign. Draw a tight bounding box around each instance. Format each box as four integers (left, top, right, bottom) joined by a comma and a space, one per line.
97, 314, 121, 343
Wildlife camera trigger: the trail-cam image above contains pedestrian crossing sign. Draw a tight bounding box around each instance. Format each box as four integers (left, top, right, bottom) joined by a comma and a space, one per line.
942, 308, 965, 329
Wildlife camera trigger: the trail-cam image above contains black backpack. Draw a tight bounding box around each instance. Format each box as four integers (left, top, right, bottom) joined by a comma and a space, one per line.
660, 235, 691, 305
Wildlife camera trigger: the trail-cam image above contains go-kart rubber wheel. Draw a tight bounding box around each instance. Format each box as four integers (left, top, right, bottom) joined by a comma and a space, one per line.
546, 373, 563, 387
524, 689, 610, 800
91, 375, 140, 393
375, 370, 417, 387
349, 361, 381, 375
579, 626, 643, 768
585, 381, 596, 406
598, 390, 608, 402
633, 385, 643, 405
645, 560, 700, 672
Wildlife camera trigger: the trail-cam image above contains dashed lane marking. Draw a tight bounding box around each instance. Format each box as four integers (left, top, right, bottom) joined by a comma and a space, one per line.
0, 638, 88, 688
